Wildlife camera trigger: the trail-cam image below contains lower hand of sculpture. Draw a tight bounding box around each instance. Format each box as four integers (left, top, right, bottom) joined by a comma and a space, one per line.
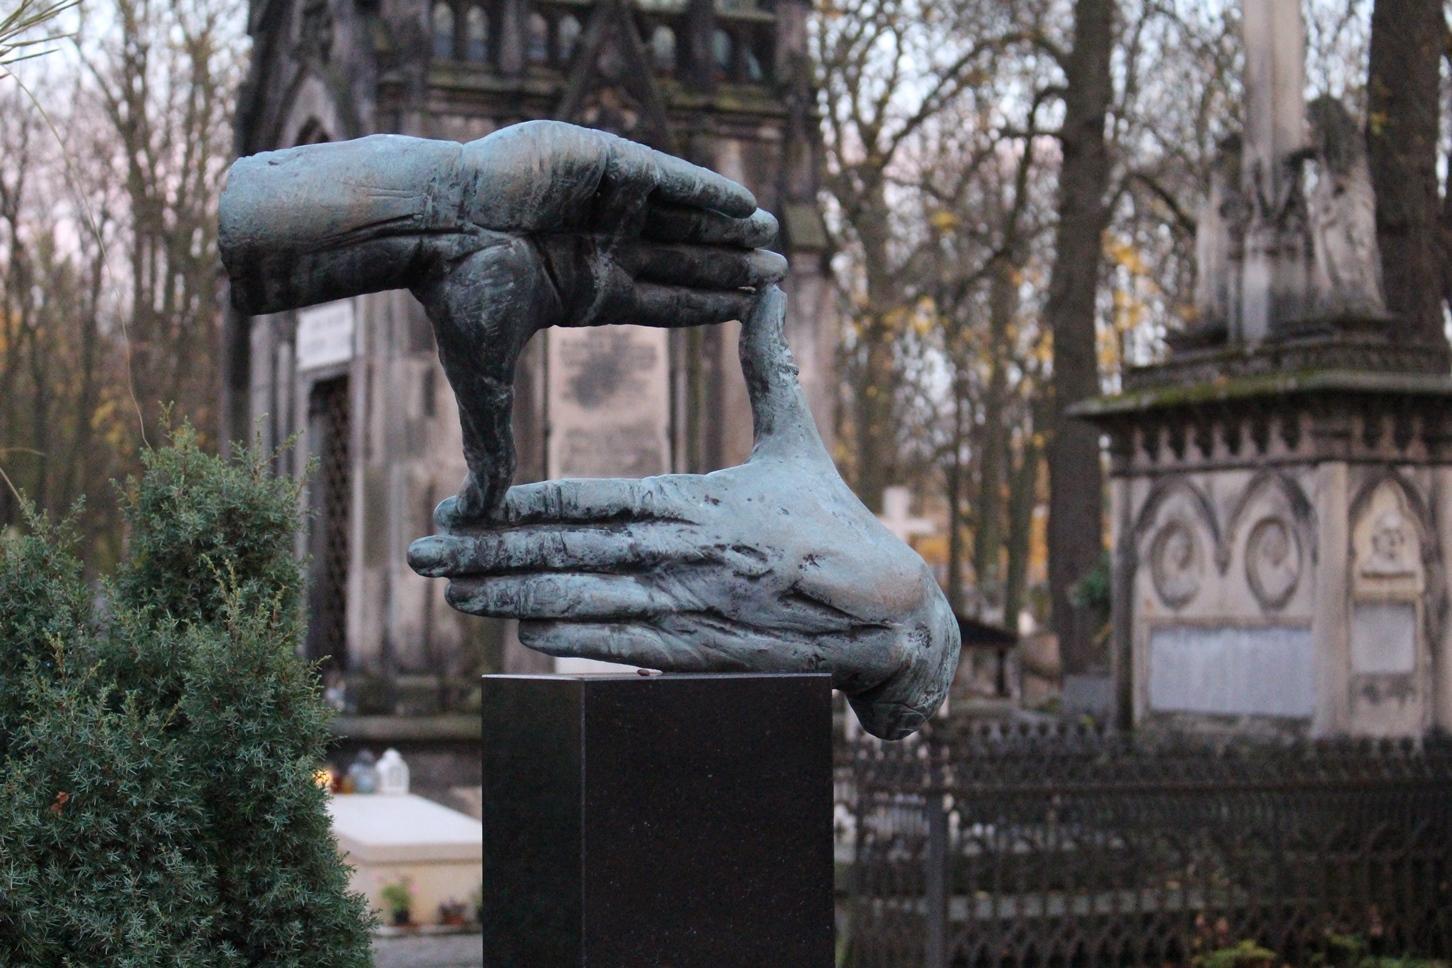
409, 287, 961, 740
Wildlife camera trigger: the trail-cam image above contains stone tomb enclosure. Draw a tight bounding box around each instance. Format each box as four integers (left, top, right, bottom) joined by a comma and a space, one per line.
1085, 376, 1452, 738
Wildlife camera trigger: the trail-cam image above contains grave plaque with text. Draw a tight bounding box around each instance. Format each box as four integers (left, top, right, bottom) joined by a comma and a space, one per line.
295, 300, 355, 372
1149, 625, 1315, 718
547, 326, 671, 479
1351, 603, 1417, 675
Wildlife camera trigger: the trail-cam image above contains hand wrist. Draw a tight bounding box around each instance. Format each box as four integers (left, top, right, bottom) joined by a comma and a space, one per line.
847, 577, 960, 740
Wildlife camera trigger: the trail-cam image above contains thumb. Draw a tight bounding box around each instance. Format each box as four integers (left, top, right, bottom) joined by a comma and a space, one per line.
740, 286, 830, 464
415, 241, 534, 523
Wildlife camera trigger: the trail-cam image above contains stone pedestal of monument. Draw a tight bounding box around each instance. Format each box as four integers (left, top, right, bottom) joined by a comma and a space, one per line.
480, 673, 834, 966
1078, 365, 1452, 738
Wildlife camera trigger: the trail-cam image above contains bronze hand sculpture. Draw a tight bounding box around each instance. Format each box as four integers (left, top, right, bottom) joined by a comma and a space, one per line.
219, 121, 959, 738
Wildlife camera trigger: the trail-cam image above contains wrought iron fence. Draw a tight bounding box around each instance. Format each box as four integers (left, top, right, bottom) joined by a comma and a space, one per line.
836, 722, 1452, 967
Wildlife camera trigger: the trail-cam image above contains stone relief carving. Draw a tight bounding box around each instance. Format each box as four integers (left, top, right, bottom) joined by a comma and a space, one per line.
1364, 509, 1414, 577
1353, 480, 1424, 590
1246, 517, 1301, 610
1178, 87, 1391, 344
1305, 96, 1388, 321
1346, 479, 1444, 731
1150, 519, 1203, 609
1180, 135, 1245, 348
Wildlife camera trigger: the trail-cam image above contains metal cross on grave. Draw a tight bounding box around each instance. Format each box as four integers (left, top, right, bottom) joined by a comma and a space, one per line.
878, 486, 934, 544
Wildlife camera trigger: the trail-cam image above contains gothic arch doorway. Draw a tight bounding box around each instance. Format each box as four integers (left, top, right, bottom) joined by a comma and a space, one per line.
306, 376, 351, 670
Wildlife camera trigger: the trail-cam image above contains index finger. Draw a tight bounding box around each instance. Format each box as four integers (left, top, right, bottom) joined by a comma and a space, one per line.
645, 148, 757, 218
501, 475, 705, 525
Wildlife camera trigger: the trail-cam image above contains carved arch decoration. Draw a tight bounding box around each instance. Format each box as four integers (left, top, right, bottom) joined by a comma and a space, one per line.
1224, 470, 1316, 568
1132, 477, 1221, 612
1225, 469, 1316, 613
1132, 477, 1222, 555
1349, 470, 1437, 563
1348, 469, 1446, 649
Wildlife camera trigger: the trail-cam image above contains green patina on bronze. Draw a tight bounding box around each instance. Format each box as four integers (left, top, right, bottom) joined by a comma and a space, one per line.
219, 120, 959, 739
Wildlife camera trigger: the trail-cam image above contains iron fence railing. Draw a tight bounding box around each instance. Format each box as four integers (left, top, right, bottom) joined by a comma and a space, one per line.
835, 722, 1452, 968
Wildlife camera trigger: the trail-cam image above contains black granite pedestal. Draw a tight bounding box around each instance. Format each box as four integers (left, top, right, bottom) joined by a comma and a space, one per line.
480, 673, 834, 967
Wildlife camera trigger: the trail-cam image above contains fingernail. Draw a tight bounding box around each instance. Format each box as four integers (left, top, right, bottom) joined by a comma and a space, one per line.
760, 250, 788, 280
749, 210, 780, 245
433, 495, 460, 529
408, 536, 449, 574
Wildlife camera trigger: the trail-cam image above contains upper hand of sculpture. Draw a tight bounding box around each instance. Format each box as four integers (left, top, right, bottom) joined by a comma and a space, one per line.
408, 288, 961, 739
417, 123, 786, 518
220, 120, 784, 519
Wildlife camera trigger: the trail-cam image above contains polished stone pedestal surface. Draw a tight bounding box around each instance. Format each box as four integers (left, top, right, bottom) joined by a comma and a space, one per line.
481, 673, 834, 966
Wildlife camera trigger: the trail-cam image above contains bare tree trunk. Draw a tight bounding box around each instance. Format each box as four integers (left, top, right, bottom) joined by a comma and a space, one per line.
972, 257, 1017, 602
1367, 0, 1446, 347
945, 378, 968, 615
1045, 0, 1114, 676
60, 242, 107, 511
1437, 21, 1451, 319
853, 185, 900, 513
28, 326, 49, 510
0, 198, 22, 525
1004, 418, 1040, 633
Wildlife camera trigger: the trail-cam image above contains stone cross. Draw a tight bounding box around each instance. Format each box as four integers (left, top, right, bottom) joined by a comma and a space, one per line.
879, 486, 935, 544
1238, 0, 1311, 342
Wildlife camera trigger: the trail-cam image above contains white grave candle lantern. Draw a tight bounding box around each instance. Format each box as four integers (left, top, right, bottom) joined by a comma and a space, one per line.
348, 749, 379, 795
377, 748, 410, 796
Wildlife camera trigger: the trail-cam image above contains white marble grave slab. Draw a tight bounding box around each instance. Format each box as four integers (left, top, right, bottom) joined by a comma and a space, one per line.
1148, 624, 1314, 718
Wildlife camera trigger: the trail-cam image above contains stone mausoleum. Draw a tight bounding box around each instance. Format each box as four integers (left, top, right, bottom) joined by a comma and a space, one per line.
222, 0, 834, 739
1080, 0, 1452, 738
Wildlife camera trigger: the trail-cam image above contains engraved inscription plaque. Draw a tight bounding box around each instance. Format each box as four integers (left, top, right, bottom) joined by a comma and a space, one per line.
547, 326, 671, 479
1149, 624, 1315, 718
